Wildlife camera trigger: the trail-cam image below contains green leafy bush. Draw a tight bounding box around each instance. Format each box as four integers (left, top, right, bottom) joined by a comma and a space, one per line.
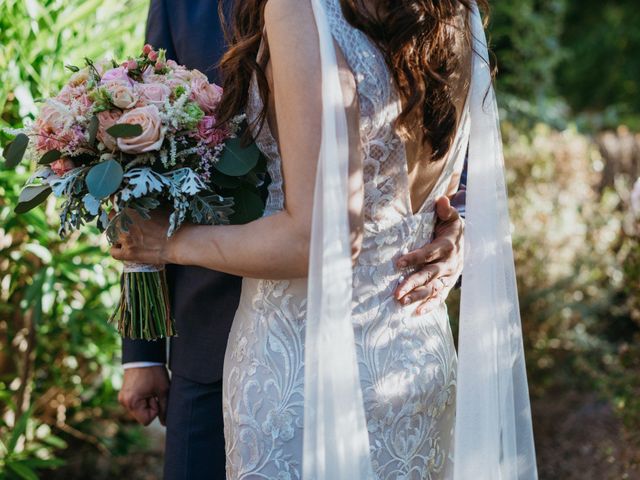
502, 122, 640, 437
556, 0, 640, 127
1, 0, 148, 478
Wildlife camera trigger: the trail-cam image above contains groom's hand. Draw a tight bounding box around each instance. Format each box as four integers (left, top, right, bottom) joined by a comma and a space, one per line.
394, 196, 464, 314
119, 366, 170, 426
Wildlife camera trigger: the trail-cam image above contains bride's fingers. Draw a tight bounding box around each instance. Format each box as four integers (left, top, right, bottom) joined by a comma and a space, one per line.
111, 244, 134, 262
111, 245, 124, 261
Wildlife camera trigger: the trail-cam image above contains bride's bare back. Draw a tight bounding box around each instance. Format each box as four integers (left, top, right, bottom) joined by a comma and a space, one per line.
259, 0, 472, 216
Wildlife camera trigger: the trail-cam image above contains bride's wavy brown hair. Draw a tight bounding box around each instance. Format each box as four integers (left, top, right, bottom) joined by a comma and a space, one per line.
216, 0, 488, 161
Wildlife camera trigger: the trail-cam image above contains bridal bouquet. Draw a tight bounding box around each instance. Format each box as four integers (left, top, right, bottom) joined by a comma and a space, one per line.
3, 45, 264, 340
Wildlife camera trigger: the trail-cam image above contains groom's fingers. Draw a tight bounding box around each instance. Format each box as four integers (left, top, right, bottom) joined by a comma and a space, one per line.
395, 264, 441, 301
123, 395, 159, 426
157, 393, 168, 427
127, 397, 156, 426
414, 273, 459, 314
396, 236, 456, 269
435, 195, 460, 223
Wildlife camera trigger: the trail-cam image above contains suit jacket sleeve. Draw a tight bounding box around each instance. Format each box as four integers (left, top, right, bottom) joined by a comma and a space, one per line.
122, 337, 167, 364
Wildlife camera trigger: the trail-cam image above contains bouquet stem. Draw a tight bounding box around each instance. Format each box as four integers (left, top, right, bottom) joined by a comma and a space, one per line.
111, 264, 175, 340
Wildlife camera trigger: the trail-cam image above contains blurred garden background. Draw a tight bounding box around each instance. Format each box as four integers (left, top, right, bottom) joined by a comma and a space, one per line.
0, 0, 639, 479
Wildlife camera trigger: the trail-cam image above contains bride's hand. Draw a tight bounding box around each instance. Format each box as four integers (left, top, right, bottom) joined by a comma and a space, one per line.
110, 209, 175, 265
394, 196, 464, 314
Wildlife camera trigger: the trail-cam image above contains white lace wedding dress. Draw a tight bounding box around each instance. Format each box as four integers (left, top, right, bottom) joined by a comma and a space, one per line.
222, 0, 470, 478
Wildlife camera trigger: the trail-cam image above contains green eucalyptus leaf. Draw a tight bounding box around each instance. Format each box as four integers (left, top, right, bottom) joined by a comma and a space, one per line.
255, 152, 268, 174
65, 64, 80, 72
229, 188, 264, 225
87, 115, 99, 145
14, 185, 52, 214
210, 169, 241, 189
3, 133, 29, 168
215, 137, 260, 177
38, 149, 61, 165
106, 123, 143, 138
85, 159, 123, 199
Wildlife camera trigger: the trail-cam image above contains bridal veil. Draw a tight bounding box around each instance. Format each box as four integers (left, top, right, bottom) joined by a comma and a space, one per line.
303, 1, 538, 478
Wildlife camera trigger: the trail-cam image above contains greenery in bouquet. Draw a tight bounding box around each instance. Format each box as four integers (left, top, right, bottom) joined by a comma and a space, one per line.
2, 44, 265, 341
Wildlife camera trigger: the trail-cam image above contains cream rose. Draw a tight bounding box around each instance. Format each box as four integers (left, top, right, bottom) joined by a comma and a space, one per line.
190, 78, 222, 114
69, 68, 90, 87
135, 82, 171, 107
38, 103, 71, 130
96, 110, 122, 151
190, 69, 208, 82
104, 81, 139, 109
116, 105, 165, 154
170, 67, 193, 83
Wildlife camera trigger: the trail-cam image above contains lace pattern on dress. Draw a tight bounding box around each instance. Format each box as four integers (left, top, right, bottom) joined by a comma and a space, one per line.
223, 0, 470, 478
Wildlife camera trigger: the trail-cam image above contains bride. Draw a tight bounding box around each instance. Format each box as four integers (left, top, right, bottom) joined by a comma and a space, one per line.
111, 0, 538, 478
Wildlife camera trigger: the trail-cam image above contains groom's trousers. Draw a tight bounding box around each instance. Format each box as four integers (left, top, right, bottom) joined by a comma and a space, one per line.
164, 374, 226, 480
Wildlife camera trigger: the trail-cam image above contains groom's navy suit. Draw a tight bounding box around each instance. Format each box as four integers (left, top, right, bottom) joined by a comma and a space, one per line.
121, 1, 235, 478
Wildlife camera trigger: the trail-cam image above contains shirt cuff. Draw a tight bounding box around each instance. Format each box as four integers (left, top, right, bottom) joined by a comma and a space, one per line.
123, 361, 165, 370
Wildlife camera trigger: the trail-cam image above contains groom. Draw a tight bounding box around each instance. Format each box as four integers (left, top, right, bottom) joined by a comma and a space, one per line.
118, 0, 467, 479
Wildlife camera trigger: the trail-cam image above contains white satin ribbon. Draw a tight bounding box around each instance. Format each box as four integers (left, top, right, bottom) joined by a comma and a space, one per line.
122, 261, 164, 273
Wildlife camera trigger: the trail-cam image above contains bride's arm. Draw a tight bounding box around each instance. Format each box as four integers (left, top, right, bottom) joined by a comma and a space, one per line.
111, 0, 362, 279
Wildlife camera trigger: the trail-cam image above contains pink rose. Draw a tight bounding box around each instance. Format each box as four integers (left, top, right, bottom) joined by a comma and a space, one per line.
96, 110, 122, 150
103, 81, 138, 109
148, 50, 159, 62
50, 158, 76, 176
122, 59, 138, 70
135, 82, 171, 107
143, 44, 154, 56
190, 78, 222, 114
56, 85, 93, 119
195, 116, 229, 146
101, 66, 133, 86
141, 71, 180, 90
116, 105, 165, 154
